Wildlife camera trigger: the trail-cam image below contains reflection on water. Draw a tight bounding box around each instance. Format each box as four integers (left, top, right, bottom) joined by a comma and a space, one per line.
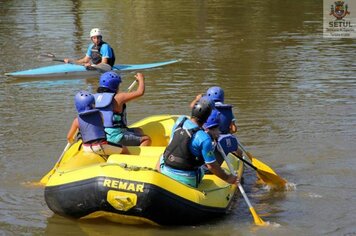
1, 0, 356, 235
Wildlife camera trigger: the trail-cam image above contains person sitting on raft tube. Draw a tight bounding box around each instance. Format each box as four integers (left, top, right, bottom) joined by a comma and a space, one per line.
64, 28, 115, 68
157, 98, 239, 188
94, 71, 151, 146
67, 91, 129, 157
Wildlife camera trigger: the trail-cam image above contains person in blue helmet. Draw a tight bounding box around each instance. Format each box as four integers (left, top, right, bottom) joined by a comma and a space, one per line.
64, 28, 115, 68
67, 91, 129, 157
206, 86, 243, 157
94, 71, 151, 146
206, 86, 238, 134
203, 109, 221, 140
157, 98, 239, 188
202, 109, 225, 165
191, 87, 243, 158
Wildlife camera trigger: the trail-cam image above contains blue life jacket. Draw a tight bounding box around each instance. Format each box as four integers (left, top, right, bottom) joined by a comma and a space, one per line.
218, 134, 238, 156
215, 103, 233, 134
78, 109, 107, 144
94, 93, 126, 128
91, 41, 116, 66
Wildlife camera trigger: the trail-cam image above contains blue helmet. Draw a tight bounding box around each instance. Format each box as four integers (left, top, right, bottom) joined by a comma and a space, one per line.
75, 90, 95, 113
206, 86, 224, 103
191, 98, 213, 124
99, 72, 122, 92
203, 109, 221, 129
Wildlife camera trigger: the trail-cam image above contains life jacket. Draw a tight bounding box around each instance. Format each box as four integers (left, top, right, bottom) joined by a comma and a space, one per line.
163, 117, 205, 170
215, 103, 234, 134
91, 41, 116, 67
94, 93, 126, 128
217, 134, 238, 156
78, 109, 107, 144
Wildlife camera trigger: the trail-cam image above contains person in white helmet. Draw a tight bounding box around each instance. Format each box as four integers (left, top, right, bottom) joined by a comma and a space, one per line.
64, 28, 115, 68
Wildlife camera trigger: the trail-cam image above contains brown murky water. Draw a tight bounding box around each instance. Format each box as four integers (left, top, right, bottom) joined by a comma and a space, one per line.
0, 0, 355, 235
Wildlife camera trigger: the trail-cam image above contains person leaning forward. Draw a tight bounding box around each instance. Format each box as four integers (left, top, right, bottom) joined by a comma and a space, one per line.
157, 98, 238, 188
191, 87, 243, 159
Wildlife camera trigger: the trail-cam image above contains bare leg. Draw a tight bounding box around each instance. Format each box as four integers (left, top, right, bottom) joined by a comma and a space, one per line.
140, 135, 152, 146
121, 145, 130, 154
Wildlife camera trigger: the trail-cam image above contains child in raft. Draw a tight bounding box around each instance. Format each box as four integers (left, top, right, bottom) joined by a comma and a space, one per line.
67, 90, 129, 157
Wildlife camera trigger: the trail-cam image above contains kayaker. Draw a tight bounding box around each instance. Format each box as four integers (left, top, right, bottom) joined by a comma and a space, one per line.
67, 91, 129, 157
157, 98, 239, 188
64, 28, 115, 68
191, 87, 243, 158
94, 71, 151, 146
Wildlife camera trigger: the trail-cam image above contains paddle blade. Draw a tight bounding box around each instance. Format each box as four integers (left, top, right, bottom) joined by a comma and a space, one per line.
38, 53, 56, 61
90, 63, 112, 72
238, 183, 268, 226
249, 207, 267, 226
251, 157, 287, 189
38, 53, 65, 62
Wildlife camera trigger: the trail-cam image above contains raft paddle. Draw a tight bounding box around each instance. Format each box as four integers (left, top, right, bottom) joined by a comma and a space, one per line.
127, 79, 138, 92
39, 53, 112, 72
216, 143, 267, 226
229, 151, 287, 189
40, 142, 72, 185
237, 141, 287, 189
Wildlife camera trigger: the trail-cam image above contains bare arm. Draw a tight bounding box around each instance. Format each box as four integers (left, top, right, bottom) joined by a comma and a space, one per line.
190, 93, 203, 108
230, 121, 237, 133
64, 56, 90, 65
114, 73, 145, 105
67, 118, 79, 143
206, 161, 239, 185
101, 57, 109, 65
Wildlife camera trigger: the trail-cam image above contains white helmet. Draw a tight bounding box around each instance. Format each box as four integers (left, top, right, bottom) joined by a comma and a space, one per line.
90, 28, 102, 38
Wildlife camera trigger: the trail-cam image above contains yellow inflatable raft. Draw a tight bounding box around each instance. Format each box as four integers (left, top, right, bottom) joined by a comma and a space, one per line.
42, 115, 244, 226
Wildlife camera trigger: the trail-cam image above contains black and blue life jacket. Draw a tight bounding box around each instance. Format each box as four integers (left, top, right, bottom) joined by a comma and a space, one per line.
163, 117, 205, 171
91, 41, 115, 67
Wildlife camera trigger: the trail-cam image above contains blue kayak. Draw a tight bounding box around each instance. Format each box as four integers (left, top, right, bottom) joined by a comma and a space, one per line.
5, 60, 179, 78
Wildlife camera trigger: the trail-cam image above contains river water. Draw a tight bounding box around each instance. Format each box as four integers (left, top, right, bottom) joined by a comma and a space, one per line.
0, 0, 355, 235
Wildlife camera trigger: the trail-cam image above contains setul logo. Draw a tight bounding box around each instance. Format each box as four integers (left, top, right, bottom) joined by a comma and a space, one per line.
324, 0, 355, 38
103, 178, 145, 192
330, 0, 350, 20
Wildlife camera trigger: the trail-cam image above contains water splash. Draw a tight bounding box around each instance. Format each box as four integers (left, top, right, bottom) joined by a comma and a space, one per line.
285, 182, 297, 191
260, 182, 297, 191
308, 192, 323, 198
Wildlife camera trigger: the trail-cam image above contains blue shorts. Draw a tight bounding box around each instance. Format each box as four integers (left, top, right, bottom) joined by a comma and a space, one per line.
159, 156, 204, 188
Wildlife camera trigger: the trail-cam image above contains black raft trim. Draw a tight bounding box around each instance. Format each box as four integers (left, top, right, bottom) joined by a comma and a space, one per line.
44, 176, 229, 225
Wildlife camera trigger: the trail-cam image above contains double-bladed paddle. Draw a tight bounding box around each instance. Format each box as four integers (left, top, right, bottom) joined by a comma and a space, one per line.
39, 53, 112, 73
